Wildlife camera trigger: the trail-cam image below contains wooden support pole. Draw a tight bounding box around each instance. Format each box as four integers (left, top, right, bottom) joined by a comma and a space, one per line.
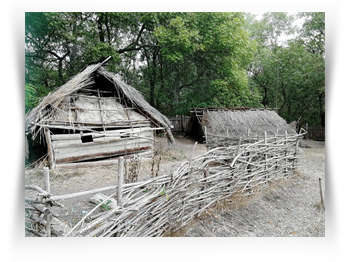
118, 157, 124, 206
44, 128, 55, 170
97, 89, 106, 134
44, 167, 50, 194
285, 130, 288, 174
43, 167, 51, 237
319, 177, 325, 209
264, 131, 268, 177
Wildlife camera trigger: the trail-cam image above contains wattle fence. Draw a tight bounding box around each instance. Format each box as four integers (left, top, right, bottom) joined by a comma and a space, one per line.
25, 131, 304, 237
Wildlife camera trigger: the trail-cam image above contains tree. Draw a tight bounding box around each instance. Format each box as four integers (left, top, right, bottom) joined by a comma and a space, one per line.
246, 12, 325, 126
144, 12, 261, 115
26, 12, 262, 116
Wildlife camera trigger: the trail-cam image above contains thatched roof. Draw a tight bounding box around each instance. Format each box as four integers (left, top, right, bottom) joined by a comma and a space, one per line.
25, 62, 174, 142
189, 107, 296, 146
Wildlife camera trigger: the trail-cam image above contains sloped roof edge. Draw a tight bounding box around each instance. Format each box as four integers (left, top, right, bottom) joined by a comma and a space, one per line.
25, 63, 174, 142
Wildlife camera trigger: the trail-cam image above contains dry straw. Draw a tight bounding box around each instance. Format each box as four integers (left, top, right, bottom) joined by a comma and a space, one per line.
25, 63, 174, 142
202, 109, 297, 147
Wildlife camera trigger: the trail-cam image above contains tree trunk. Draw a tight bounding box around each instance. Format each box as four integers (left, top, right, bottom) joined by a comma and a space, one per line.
150, 80, 155, 107
58, 59, 64, 84
97, 14, 105, 43
318, 92, 325, 127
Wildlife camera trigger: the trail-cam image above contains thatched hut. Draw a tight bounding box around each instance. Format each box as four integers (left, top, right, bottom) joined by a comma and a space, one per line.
186, 107, 297, 147
25, 60, 174, 169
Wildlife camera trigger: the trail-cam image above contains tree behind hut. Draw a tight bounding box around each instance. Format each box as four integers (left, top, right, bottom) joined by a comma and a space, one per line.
25, 12, 261, 115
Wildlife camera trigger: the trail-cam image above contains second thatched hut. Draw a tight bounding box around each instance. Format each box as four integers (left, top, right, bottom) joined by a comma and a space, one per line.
186, 107, 297, 147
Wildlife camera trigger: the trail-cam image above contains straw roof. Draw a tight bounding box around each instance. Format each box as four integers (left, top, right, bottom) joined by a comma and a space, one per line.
192, 108, 296, 146
25, 62, 174, 142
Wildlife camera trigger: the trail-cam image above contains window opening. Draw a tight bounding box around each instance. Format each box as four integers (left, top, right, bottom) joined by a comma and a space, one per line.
81, 135, 93, 143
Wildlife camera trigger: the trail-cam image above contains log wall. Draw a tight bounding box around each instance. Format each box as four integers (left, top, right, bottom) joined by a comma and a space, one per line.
50, 127, 154, 169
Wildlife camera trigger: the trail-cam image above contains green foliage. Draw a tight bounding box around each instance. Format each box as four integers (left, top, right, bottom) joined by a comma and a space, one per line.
25, 12, 324, 127
25, 12, 261, 116
159, 187, 169, 201
25, 84, 36, 113
140, 12, 261, 115
98, 199, 112, 211
246, 12, 325, 126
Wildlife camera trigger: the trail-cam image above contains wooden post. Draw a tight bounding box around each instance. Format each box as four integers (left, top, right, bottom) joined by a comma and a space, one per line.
264, 131, 268, 178
318, 177, 325, 209
180, 115, 184, 132
117, 157, 124, 206
285, 130, 288, 175
97, 89, 106, 134
25, 135, 29, 160
43, 167, 51, 237
44, 167, 51, 194
44, 128, 55, 170
204, 126, 208, 144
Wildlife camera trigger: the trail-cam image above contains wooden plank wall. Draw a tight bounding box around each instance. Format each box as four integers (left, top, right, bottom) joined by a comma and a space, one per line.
169, 115, 190, 132
306, 127, 325, 141
51, 127, 154, 169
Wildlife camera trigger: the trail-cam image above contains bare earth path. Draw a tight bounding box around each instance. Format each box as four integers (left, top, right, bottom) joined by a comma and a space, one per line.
25, 137, 325, 237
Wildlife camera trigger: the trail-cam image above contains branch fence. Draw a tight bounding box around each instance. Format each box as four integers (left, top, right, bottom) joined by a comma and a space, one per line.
25, 130, 305, 237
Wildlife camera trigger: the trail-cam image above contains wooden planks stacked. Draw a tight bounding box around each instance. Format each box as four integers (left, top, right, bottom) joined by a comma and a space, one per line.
50, 127, 154, 169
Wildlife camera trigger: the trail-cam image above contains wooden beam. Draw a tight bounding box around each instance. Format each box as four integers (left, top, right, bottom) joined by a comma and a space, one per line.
51, 185, 117, 201
55, 145, 152, 164
44, 128, 56, 170
52, 131, 153, 149
97, 89, 106, 133
50, 127, 158, 141
54, 151, 152, 170
118, 157, 124, 205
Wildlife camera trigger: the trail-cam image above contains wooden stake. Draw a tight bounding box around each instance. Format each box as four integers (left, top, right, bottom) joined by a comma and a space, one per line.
44, 167, 50, 194
118, 157, 124, 205
319, 177, 325, 209
264, 131, 268, 176
43, 167, 51, 237
44, 128, 55, 170
285, 130, 288, 173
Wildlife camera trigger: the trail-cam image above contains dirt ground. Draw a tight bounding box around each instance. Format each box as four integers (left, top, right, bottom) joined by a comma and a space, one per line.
175, 139, 325, 237
25, 135, 325, 237
25, 134, 207, 229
